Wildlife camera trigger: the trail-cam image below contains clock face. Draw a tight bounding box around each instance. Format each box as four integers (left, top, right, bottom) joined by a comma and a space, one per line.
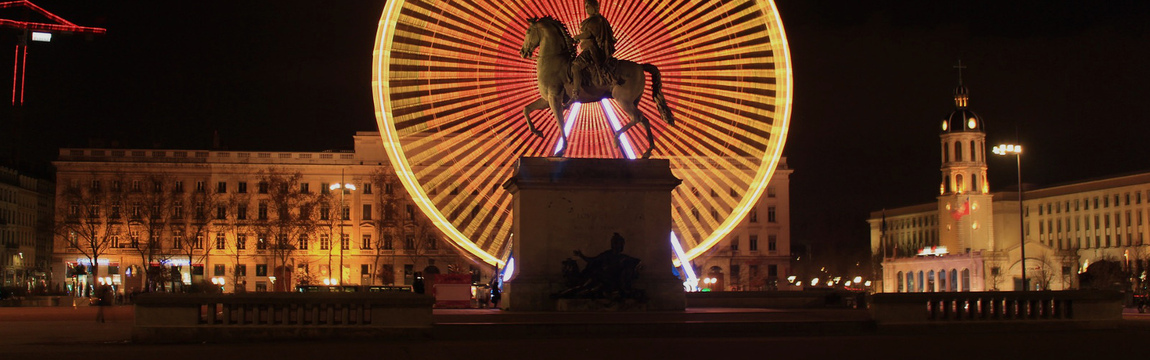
372, 0, 793, 266
968, 117, 977, 129
942, 120, 949, 131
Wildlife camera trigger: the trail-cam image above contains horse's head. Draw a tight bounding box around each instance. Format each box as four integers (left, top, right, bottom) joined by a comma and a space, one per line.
520, 18, 542, 59
520, 16, 573, 59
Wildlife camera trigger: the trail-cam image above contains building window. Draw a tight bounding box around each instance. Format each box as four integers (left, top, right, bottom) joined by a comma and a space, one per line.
730, 236, 739, 251
235, 264, 247, 277
363, 183, 373, 194
300, 183, 310, 193
405, 235, 415, 249
173, 231, 184, 249
236, 205, 247, 220
897, 271, 904, 292
299, 234, 309, 250
256, 264, 268, 277
237, 234, 247, 250
258, 181, 269, 194
216, 206, 226, 220
768, 235, 777, 251
217, 181, 227, 193
749, 208, 758, 223
362, 234, 372, 249
195, 181, 205, 193
215, 233, 226, 250
767, 186, 776, 198
382, 235, 393, 250
767, 206, 777, 223
341, 234, 350, 250
767, 264, 778, 277
342, 206, 350, 220
257, 234, 267, 250
214, 264, 225, 277
427, 236, 438, 250
258, 202, 268, 220
749, 235, 758, 251
954, 141, 962, 162
321, 183, 329, 194
320, 234, 330, 250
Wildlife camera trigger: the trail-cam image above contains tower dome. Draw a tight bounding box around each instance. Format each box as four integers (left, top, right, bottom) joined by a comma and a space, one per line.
941, 79, 982, 133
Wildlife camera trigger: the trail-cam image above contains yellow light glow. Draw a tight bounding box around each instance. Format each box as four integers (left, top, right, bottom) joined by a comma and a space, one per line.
941, 120, 948, 131
967, 118, 976, 129
373, 0, 792, 266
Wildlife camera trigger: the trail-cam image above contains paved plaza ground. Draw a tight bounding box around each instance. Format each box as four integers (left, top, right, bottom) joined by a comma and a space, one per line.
2, 305, 1149, 360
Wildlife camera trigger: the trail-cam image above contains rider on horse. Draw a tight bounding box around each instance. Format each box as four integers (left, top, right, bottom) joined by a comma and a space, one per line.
570, 0, 617, 99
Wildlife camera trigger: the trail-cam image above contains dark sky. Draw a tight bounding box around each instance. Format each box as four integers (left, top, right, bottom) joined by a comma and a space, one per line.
3, 1, 1149, 268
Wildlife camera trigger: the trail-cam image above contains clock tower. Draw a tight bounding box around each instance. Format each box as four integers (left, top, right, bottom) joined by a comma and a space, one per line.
937, 62, 994, 253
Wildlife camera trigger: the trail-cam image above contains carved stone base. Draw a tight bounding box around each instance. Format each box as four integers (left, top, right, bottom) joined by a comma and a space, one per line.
501, 157, 685, 311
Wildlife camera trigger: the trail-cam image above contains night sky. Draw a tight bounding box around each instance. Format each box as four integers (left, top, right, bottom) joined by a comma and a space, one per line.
3, 1, 1149, 269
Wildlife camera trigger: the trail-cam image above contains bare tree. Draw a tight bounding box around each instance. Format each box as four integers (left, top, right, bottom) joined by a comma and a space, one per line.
367, 167, 402, 286
170, 178, 220, 292
1032, 254, 1056, 291
55, 176, 117, 296
253, 168, 321, 291
125, 175, 177, 292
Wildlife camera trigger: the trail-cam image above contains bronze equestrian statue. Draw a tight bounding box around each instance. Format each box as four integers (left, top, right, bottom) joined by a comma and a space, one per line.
519, 1, 675, 159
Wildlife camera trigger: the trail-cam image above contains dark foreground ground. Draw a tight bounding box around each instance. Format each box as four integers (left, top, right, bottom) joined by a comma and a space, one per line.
3, 306, 1150, 360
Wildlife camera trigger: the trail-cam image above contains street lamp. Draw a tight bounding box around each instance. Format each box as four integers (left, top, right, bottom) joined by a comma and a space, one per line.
993, 144, 1026, 291
330, 176, 356, 285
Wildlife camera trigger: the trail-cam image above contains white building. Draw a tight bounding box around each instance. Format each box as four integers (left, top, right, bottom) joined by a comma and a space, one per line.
0, 166, 53, 290
868, 75, 1150, 293
54, 132, 793, 294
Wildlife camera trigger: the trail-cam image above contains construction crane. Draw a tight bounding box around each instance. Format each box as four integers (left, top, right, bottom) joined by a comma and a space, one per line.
0, 0, 105, 105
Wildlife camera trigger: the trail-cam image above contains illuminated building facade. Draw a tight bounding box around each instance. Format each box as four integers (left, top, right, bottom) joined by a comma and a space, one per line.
693, 158, 792, 291
0, 166, 53, 289
52, 132, 477, 294
53, 132, 792, 294
869, 76, 1150, 293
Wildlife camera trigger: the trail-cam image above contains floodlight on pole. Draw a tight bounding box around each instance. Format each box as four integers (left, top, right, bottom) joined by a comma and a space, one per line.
993, 143, 1027, 291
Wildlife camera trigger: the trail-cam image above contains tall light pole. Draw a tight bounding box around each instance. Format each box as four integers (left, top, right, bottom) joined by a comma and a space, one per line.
993, 144, 1026, 291
329, 171, 356, 285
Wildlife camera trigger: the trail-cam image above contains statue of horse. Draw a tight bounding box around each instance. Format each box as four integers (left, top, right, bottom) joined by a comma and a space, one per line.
519, 16, 675, 159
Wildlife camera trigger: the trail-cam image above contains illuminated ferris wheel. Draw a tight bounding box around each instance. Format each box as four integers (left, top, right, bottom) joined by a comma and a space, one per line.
372, 0, 793, 267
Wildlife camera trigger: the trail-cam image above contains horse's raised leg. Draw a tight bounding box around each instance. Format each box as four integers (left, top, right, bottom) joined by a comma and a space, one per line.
523, 97, 549, 138
614, 100, 653, 158
549, 97, 570, 157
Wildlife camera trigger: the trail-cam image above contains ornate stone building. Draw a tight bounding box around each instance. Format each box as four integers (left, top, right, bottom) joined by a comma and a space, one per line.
0, 166, 53, 290
53, 132, 793, 294
869, 74, 1150, 293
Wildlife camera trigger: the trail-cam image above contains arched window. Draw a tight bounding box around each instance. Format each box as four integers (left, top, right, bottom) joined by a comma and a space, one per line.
927, 270, 936, 292
950, 269, 959, 291
961, 269, 971, 291
955, 174, 964, 193
897, 271, 904, 292
939, 269, 947, 292
970, 140, 977, 162
917, 271, 925, 292
906, 272, 915, 293
955, 141, 963, 162
972, 174, 979, 193
944, 176, 951, 194
943, 144, 949, 163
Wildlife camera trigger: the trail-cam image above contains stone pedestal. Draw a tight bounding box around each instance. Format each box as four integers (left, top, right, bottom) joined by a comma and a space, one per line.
501, 157, 685, 311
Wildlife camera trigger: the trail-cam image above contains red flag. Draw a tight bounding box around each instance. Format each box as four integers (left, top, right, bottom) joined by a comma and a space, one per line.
951, 199, 970, 221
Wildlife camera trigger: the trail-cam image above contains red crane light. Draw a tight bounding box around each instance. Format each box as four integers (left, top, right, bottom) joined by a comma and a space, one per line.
0, 0, 106, 105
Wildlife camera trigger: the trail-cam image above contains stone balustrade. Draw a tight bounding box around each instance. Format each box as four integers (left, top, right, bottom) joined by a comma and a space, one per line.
133, 292, 434, 343
870, 290, 1123, 325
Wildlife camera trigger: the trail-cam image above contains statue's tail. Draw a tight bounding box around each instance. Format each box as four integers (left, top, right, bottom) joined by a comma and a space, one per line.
641, 63, 675, 125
